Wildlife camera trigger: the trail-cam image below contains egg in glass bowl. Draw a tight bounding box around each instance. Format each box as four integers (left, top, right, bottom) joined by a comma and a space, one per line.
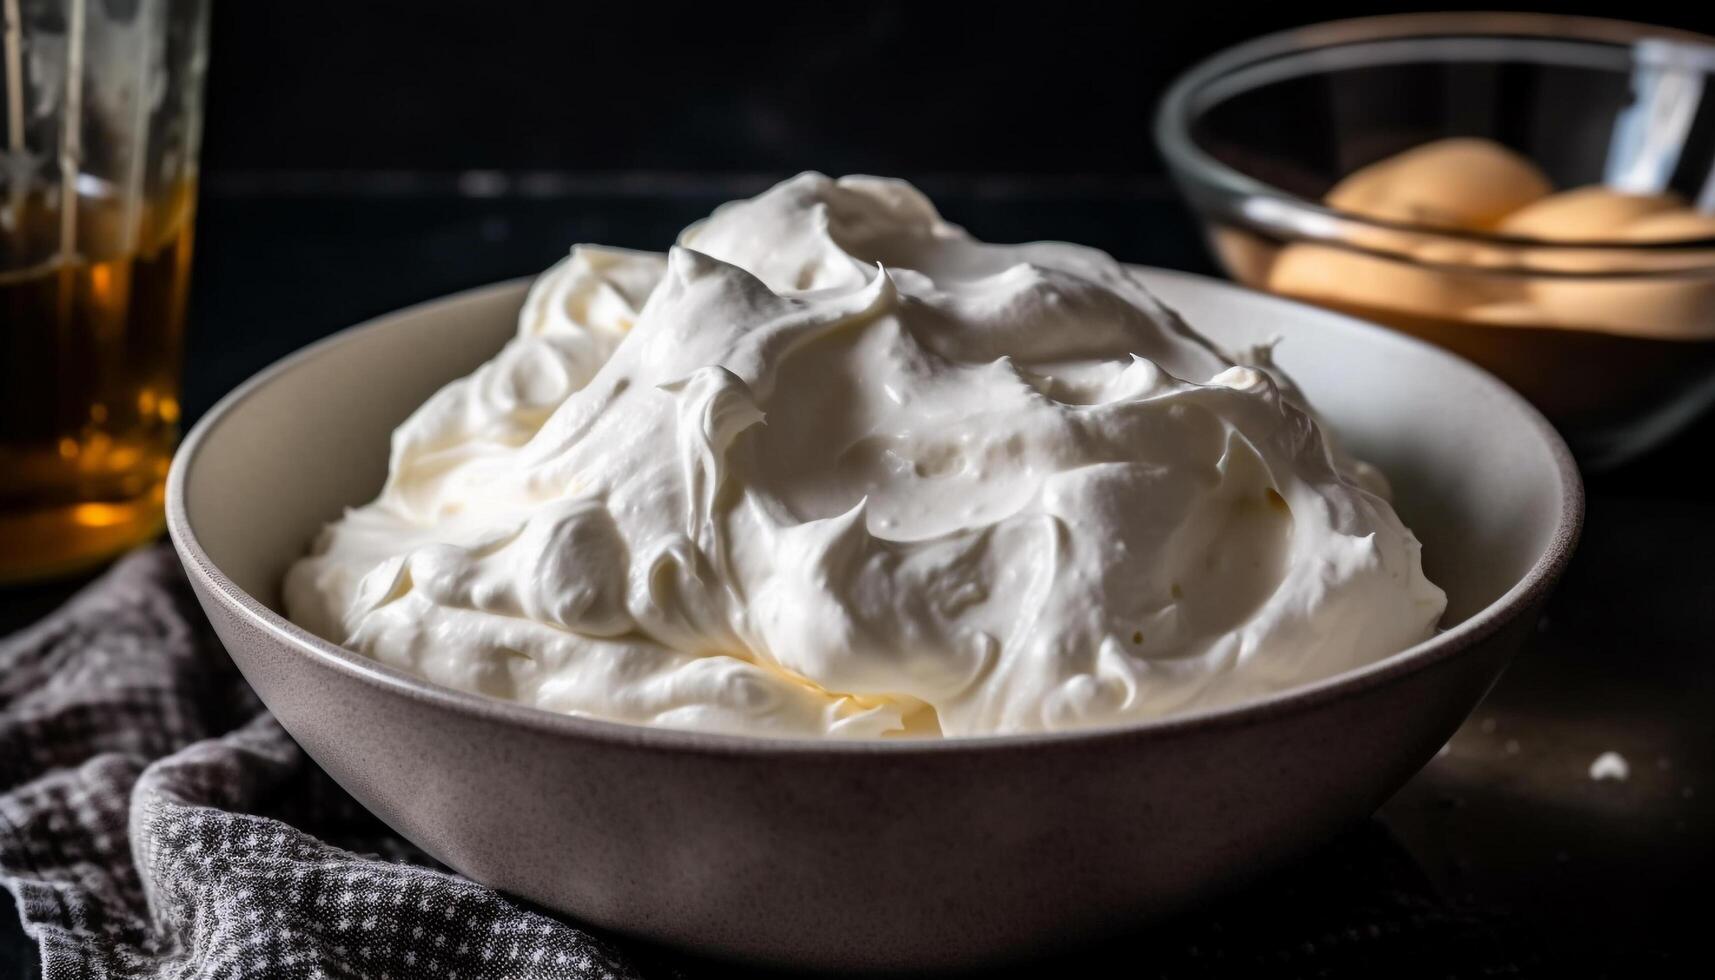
1156, 12, 1715, 468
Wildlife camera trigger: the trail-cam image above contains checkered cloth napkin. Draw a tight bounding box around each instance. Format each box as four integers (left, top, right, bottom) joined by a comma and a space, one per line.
1, 546, 1535, 979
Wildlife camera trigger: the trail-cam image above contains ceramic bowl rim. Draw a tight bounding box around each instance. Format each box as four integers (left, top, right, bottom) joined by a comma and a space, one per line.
165, 269, 1584, 758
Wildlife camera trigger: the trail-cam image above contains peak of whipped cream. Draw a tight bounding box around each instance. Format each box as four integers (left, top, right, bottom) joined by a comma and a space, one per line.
285, 173, 1446, 738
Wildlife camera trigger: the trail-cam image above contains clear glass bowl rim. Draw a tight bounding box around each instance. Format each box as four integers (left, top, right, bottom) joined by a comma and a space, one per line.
1154, 12, 1715, 258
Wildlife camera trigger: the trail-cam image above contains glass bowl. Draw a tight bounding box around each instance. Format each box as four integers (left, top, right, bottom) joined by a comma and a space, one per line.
1156, 12, 1715, 469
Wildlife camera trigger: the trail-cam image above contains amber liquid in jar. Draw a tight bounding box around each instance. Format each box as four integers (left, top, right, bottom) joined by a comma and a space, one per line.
0, 180, 196, 583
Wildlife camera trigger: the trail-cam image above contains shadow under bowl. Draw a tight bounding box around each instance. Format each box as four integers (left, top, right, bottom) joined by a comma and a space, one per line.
166, 270, 1581, 971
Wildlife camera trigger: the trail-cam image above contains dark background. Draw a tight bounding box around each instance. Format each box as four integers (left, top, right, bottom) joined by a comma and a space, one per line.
202, 1, 1715, 180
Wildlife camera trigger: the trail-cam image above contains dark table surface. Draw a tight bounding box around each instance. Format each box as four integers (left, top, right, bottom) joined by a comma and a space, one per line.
4, 174, 1712, 978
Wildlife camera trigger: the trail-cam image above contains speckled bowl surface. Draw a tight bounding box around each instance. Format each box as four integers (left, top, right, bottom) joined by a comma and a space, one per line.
166, 269, 1581, 972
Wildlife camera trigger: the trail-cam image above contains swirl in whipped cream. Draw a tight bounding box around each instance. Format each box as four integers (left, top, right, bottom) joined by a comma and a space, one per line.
285, 174, 1446, 738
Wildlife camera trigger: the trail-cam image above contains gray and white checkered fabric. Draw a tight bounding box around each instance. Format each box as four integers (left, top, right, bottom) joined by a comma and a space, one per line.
1, 546, 1535, 979
0, 548, 640, 979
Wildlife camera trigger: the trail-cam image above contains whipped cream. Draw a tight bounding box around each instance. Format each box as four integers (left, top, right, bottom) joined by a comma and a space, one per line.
285, 174, 1446, 738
